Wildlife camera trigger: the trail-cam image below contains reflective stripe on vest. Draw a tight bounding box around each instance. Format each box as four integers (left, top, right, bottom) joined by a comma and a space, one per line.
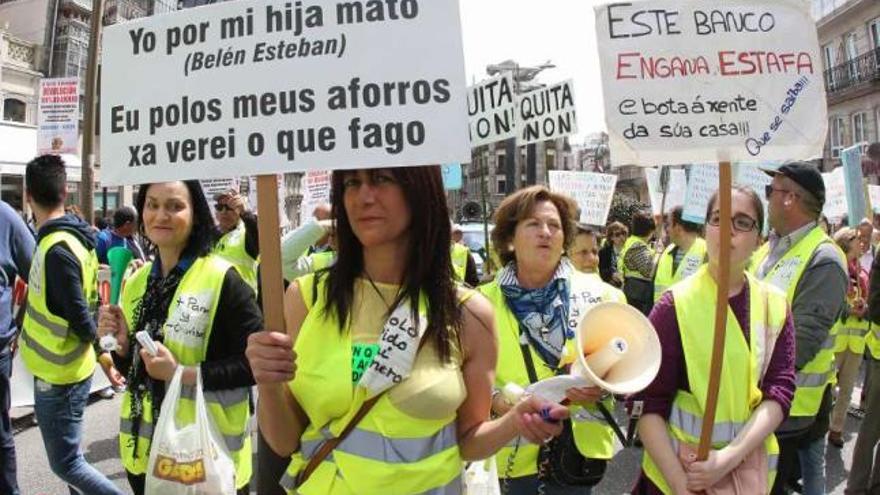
643, 267, 784, 493
618, 236, 651, 281
653, 238, 706, 302
215, 222, 258, 292
118, 256, 252, 489
752, 226, 844, 418
480, 270, 623, 478
285, 273, 463, 495
20, 231, 98, 385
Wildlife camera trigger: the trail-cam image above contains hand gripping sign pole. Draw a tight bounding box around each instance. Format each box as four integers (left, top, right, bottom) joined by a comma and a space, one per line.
697, 161, 732, 461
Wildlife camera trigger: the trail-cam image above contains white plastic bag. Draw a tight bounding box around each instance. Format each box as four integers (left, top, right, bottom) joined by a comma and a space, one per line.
463, 457, 501, 495
145, 366, 236, 494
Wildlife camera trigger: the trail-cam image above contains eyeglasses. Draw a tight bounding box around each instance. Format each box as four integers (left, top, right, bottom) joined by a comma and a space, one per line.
214, 203, 234, 212
707, 212, 758, 233
765, 185, 792, 200
609, 232, 625, 238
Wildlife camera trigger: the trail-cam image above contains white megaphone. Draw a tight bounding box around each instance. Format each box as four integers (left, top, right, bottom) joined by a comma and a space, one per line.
503, 302, 662, 404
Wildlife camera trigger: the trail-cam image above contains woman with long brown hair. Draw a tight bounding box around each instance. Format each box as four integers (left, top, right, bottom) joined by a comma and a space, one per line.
247, 166, 567, 494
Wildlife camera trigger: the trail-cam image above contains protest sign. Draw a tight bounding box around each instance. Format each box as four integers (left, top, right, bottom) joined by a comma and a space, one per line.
468, 74, 516, 147
840, 144, 867, 223
300, 170, 332, 223
518, 79, 578, 145
822, 166, 846, 222
595, 0, 827, 167
868, 185, 880, 214
548, 171, 616, 226
441, 163, 463, 190
200, 177, 239, 197
100, 0, 470, 186
242, 174, 289, 227
682, 164, 718, 223
645, 167, 686, 216
37, 78, 79, 155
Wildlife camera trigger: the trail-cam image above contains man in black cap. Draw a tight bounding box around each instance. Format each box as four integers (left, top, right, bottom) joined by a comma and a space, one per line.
754, 162, 847, 495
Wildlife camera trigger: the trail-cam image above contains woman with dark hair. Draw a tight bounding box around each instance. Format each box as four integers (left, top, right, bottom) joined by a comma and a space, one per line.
483, 185, 623, 494
619, 210, 657, 316
98, 181, 262, 494
247, 167, 567, 495
630, 186, 796, 494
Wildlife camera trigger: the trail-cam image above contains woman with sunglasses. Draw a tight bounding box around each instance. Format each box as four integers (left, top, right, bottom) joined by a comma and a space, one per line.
213, 189, 260, 293
631, 186, 796, 494
827, 227, 869, 448
599, 221, 627, 288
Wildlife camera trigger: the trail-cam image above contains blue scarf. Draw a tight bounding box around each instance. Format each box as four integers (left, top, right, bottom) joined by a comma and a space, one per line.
499, 259, 573, 369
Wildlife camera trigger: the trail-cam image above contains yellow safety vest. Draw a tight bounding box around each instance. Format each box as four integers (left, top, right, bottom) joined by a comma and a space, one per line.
643, 267, 785, 493
215, 221, 259, 294
834, 316, 870, 355
451, 243, 469, 281
20, 231, 98, 385
281, 274, 462, 495
653, 238, 707, 302
752, 226, 845, 417
309, 251, 336, 271
618, 236, 651, 281
867, 322, 880, 359
479, 270, 622, 479
118, 256, 252, 489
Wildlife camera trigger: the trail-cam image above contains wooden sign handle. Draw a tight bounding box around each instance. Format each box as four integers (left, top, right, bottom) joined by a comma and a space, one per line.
697, 161, 732, 461
255, 175, 285, 332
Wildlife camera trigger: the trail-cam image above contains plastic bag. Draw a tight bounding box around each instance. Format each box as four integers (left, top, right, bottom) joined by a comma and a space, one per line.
145, 366, 236, 494
463, 457, 501, 495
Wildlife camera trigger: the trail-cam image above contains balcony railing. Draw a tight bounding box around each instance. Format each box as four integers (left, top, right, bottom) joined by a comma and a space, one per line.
824, 47, 880, 96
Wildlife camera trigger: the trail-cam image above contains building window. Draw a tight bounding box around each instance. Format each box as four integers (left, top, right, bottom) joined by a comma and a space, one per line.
845, 32, 859, 79
853, 112, 868, 144
830, 117, 845, 157
871, 18, 880, 50
2, 98, 26, 123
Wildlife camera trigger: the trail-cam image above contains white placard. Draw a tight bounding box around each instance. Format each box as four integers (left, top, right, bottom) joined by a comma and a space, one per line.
517, 79, 578, 145
37, 78, 80, 155
869, 185, 880, 214
548, 171, 617, 226
200, 177, 239, 198
645, 168, 687, 216
682, 164, 719, 223
100, 0, 470, 186
822, 167, 847, 222
300, 170, 332, 223
468, 74, 516, 147
595, 0, 827, 167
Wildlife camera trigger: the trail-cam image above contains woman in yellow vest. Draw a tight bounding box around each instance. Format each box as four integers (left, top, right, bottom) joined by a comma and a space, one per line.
247, 166, 568, 495
828, 227, 870, 448
98, 181, 263, 494
482, 186, 621, 494
631, 186, 796, 494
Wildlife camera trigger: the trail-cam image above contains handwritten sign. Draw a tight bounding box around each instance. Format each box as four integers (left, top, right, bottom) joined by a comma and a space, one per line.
548, 171, 617, 226
595, 0, 827, 166
468, 74, 516, 147
822, 166, 846, 223
681, 164, 718, 223
645, 167, 687, 215
518, 79, 578, 145
100, 0, 470, 186
299, 170, 331, 223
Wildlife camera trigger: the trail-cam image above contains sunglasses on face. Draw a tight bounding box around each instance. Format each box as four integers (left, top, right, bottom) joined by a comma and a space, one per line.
215, 203, 234, 212
707, 211, 758, 233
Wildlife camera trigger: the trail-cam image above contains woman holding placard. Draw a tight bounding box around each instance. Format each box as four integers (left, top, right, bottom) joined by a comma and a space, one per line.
247, 167, 568, 495
98, 180, 262, 495
631, 186, 796, 494
482, 186, 624, 494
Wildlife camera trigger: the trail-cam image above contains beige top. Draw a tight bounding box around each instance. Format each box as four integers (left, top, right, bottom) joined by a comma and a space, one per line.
351, 278, 466, 420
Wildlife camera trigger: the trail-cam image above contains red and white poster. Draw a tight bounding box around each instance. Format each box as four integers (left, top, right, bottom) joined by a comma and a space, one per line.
37, 77, 80, 155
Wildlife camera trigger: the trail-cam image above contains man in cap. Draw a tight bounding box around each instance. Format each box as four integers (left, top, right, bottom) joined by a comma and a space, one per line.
754, 162, 847, 495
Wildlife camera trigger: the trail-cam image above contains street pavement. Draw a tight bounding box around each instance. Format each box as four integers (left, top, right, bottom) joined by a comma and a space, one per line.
10, 388, 867, 494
